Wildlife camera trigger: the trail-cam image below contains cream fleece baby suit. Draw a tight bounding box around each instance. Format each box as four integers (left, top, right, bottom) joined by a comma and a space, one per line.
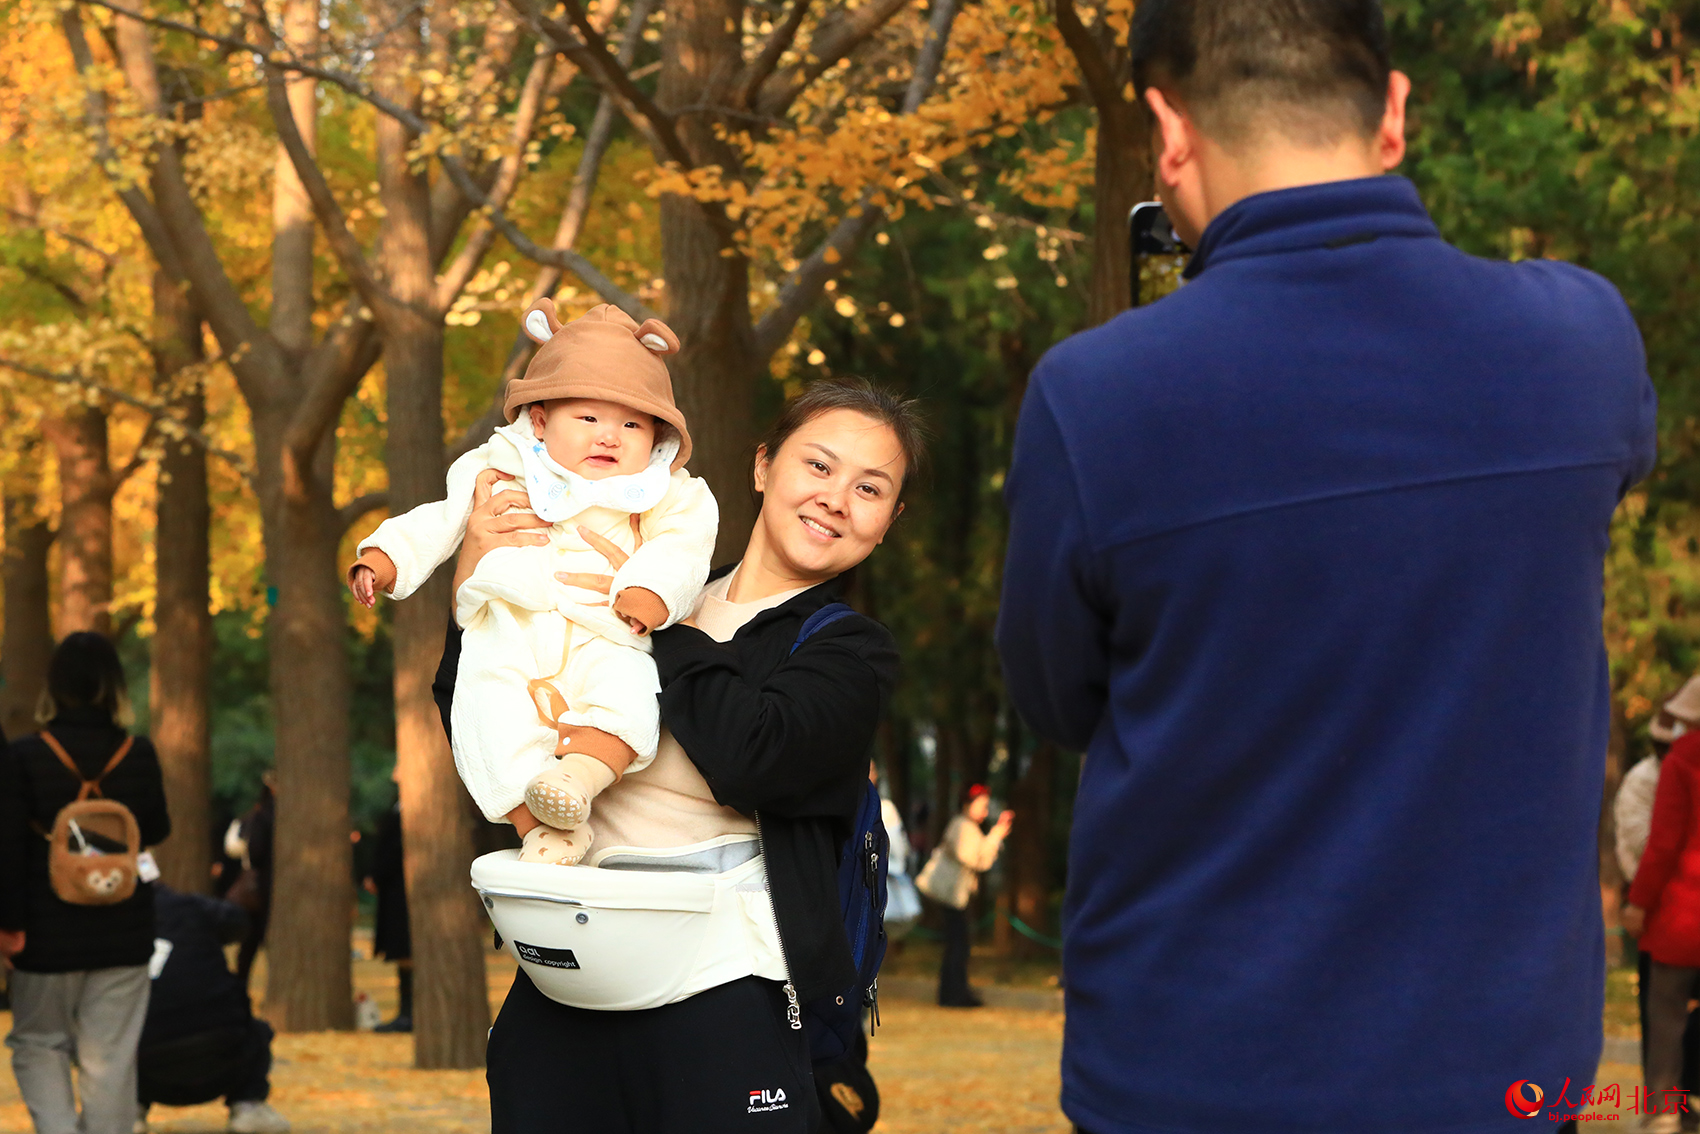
357, 417, 717, 823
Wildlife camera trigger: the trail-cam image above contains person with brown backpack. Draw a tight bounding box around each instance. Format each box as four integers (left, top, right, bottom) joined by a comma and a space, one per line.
0, 632, 171, 1134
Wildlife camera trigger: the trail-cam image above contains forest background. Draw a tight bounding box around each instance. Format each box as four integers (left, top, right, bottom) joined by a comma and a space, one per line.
0, 0, 1695, 1071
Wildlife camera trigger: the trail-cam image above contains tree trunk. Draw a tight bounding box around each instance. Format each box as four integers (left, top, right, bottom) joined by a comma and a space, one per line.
2, 472, 54, 739
258, 413, 356, 1032
149, 269, 214, 893
1005, 740, 1056, 959
657, 0, 762, 562
43, 408, 114, 636
368, 11, 491, 1062
1088, 96, 1150, 323
270, 0, 318, 355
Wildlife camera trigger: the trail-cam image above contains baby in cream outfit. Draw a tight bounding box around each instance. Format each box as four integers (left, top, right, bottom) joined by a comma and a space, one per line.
349, 300, 717, 866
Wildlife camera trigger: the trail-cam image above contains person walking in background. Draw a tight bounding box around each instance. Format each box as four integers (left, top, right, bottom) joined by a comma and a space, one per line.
997, 2, 1655, 1130
1624, 691, 1700, 1133
223, 777, 274, 990
135, 885, 289, 1134
916, 785, 1012, 1007
1618, 674, 1700, 1108
361, 795, 412, 1033
0, 632, 171, 1134
872, 763, 921, 942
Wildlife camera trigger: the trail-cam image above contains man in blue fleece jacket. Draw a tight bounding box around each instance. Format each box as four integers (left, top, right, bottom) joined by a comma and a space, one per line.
996, 2, 1658, 1132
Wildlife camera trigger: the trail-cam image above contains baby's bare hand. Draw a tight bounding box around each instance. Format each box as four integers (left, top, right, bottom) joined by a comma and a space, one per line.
350, 565, 378, 609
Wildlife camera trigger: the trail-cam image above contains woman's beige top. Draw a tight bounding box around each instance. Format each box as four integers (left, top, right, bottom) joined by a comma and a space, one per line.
584, 568, 811, 861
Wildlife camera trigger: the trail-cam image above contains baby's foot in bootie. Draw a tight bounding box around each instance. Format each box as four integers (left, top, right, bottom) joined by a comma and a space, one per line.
517, 824, 591, 866
524, 751, 617, 831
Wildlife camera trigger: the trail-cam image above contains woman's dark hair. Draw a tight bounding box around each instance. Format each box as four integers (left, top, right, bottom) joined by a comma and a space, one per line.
36, 632, 131, 726
754, 378, 929, 500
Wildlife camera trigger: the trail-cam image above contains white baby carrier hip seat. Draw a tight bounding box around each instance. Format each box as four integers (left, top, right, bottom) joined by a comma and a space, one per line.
472, 835, 784, 1011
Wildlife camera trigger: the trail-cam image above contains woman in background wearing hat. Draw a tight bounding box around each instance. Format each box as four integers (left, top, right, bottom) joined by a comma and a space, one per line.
1625, 674, 1700, 1132
916, 784, 1013, 1007
1620, 675, 1700, 1130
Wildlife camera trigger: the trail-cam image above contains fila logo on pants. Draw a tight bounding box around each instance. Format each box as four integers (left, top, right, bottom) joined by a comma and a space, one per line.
748, 1088, 790, 1114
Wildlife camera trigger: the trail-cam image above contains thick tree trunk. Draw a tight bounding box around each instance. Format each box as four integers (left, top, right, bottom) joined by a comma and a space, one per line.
149, 270, 214, 893
387, 327, 489, 1069
1088, 97, 1150, 323
254, 0, 357, 1032
658, 0, 761, 561
258, 414, 356, 1032
43, 408, 114, 636
2, 472, 54, 739
369, 18, 491, 1062
659, 215, 761, 561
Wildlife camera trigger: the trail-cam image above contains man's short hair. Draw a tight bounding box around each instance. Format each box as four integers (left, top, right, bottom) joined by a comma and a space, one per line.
1130, 0, 1392, 150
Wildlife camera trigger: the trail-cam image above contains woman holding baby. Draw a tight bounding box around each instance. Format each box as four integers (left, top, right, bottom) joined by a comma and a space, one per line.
370, 302, 923, 1134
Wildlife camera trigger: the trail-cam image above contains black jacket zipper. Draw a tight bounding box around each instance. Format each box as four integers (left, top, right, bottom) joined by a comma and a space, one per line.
755, 810, 803, 1030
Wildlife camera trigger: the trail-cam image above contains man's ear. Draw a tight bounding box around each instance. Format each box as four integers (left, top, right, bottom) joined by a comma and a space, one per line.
1379, 71, 1412, 171
1144, 87, 1195, 189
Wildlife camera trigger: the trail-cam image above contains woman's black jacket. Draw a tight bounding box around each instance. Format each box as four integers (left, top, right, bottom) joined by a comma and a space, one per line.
435, 569, 900, 1003
0, 707, 172, 972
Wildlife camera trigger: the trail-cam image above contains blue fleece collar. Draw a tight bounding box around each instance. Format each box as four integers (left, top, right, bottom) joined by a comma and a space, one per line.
1183, 175, 1441, 280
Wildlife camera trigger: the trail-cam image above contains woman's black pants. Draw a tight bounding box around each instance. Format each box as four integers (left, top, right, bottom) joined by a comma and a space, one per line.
938, 905, 973, 1005
487, 969, 821, 1134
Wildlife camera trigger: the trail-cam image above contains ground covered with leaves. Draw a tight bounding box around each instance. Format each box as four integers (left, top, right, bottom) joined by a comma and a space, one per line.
0, 943, 1071, 1133
0, 947, 1649, 1132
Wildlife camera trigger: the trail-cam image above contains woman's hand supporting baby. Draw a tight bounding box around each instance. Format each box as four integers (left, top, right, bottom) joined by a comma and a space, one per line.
452, 469, 553, 596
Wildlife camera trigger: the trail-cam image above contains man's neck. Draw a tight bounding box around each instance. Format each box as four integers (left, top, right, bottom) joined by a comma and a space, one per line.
1196, 134, 1385, 232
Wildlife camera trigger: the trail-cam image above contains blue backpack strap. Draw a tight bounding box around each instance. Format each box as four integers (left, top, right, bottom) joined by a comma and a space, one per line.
790, 602, 857, 655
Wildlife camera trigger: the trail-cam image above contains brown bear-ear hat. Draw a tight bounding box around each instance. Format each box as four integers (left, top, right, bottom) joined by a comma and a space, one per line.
503, 298, 691, 471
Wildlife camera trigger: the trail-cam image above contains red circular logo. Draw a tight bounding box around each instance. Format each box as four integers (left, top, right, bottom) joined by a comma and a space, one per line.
1505, 1081, 1544, 1119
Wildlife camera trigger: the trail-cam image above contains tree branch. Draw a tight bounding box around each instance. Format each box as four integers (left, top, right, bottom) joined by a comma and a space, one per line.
515, 0, 695, 171
433, 47, 556, 310
754, 0, 960, 355
0, 356, 253, 481
338, 492, 389, 534
286, 300, 382, 472
1052, 0, 1119, 115
3, 205, 121, 271
114, 416, 163, 486
448, 0, 652, 464
427, 15, 529, 261
753, 0, 913, 119
90, 6, 288, 410
251, 0, 390, 315
736, 0, 812, 110
82, 0, 650, 320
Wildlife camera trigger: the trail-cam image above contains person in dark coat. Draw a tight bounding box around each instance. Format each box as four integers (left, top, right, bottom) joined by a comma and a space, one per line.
361, 796, 411, 1032
229, 780, 274, 989
137, 885, 289, 1134
0, 632, 170, 1134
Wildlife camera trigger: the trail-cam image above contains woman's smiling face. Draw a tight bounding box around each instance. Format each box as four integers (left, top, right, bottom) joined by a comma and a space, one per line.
752, 408, 907, 582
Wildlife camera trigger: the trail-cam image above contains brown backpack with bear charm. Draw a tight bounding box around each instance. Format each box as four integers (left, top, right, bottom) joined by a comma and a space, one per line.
38, 732, 141, 906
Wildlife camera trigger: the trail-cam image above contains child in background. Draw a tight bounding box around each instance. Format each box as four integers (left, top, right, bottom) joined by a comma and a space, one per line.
349, 300, 716, 866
